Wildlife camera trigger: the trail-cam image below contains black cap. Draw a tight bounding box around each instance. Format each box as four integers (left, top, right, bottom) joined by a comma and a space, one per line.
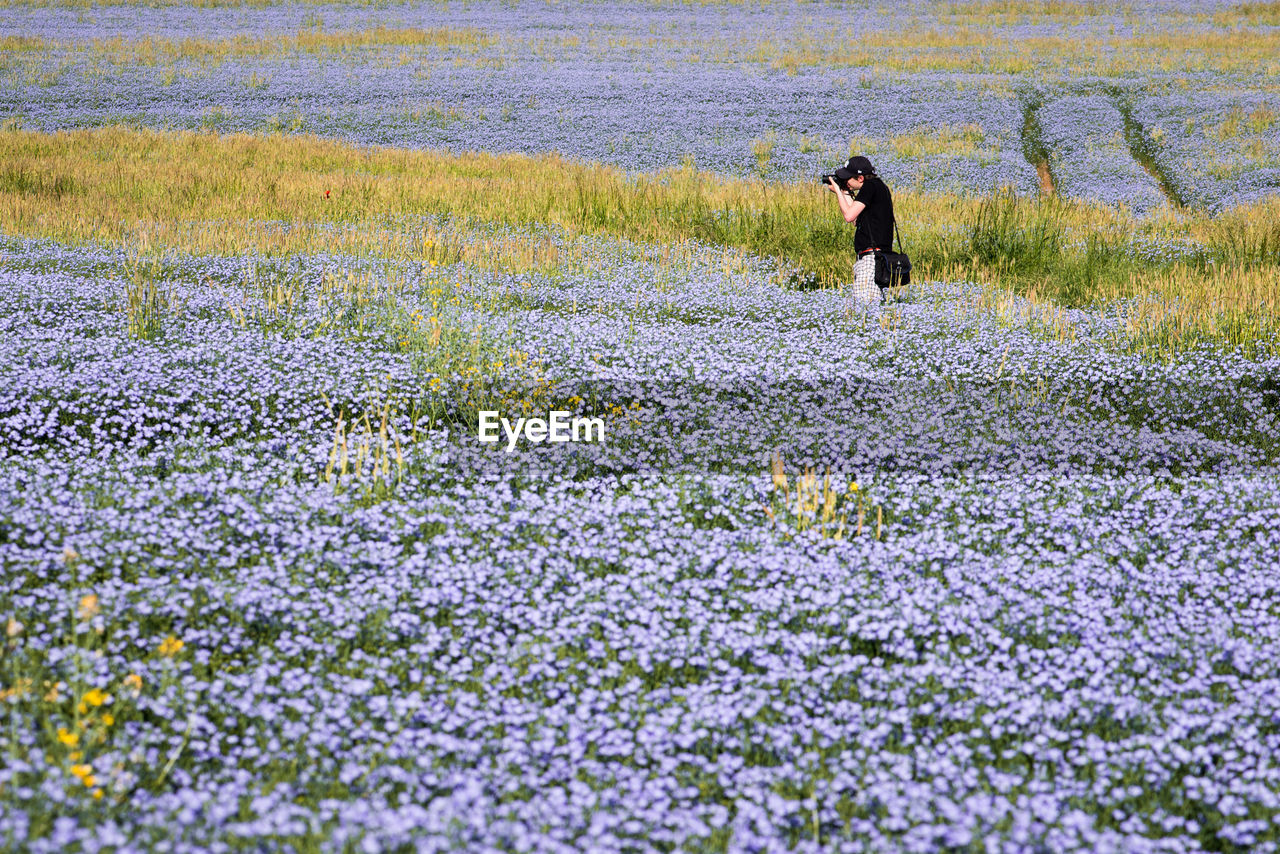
834, 156, 875, 182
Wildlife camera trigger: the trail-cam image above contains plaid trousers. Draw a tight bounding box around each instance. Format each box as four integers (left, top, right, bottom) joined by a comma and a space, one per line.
851, 252, 881, 304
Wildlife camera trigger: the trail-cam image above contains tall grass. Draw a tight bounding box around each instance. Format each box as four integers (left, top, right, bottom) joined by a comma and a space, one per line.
1, 126, 1277, 355
122, 248, 171, 340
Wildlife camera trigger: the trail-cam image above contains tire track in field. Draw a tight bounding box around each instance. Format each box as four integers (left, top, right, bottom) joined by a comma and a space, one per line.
1020, 87, 1188, 213
1024, 92, 1170, 215
1019, 95, 1056, 196
1107, 86, 1188, 210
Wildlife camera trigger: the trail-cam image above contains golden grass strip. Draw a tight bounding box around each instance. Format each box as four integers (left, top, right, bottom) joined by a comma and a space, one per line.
0, 125, 1247, 265
0, 125, 937, 243
0, 36, 49, 51
928, 0, 1116, 15
13, 27, 494, 64
0, 29, 490, 59
739, 28, 1280, 77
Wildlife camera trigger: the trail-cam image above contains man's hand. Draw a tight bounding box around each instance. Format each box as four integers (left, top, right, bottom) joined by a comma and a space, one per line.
826, 177, 841, 194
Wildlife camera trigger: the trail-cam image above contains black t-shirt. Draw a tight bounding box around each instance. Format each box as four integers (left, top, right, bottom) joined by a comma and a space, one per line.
853, 176, 895, 254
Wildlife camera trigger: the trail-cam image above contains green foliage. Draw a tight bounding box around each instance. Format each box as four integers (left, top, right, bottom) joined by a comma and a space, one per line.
966, 190, 1065, 275
0, 167, 74, 199
122, 248, 172, 341
1208, 218, 1280, 270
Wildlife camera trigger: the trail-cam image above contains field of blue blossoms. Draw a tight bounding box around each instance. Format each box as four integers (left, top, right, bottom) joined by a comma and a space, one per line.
3, 0, 1280, 213
3, 214, 1280, 851
5, 0, 1280, 851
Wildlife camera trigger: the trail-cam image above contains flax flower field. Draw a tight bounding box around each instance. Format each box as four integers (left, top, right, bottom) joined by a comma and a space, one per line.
3, 1, 1280, 852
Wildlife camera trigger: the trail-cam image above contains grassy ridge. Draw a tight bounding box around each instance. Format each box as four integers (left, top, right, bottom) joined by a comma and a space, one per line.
2, 126, 1278, 354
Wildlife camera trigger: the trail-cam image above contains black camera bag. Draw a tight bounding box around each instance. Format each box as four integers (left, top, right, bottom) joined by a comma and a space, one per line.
873, 216, 911, 288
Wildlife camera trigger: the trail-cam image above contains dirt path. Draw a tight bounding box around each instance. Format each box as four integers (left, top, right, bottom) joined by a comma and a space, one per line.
1035, 160, 1055, 196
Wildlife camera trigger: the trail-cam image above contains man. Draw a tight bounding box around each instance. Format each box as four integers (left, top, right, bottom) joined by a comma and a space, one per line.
826, 155, 895, 304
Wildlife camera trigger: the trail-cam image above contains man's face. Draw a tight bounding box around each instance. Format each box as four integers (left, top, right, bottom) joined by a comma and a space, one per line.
847, 174, 865, 192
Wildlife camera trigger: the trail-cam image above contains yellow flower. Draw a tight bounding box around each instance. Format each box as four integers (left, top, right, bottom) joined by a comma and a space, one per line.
157, 635, 184, 657
76, 594, 99, 621
61, 546, 79, 563
92, 789, 104, 800
83, 688, 109, 707
123, 673, 143, 695
70, 763, 92, 780
5, 618, 21, 638
101, 713, 115, 727
57, 728, 79, 747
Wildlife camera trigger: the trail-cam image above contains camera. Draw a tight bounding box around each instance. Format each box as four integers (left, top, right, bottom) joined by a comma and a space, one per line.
821, 158, 873, 194
819, 173, 850, 193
